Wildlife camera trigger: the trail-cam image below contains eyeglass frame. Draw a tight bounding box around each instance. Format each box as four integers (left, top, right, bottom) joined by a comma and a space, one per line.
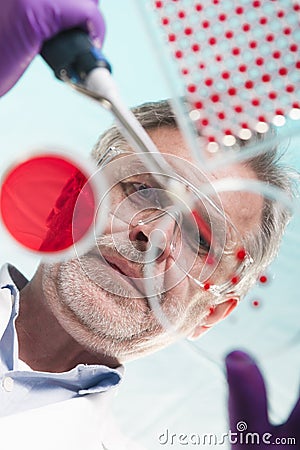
97, 146, 254, 301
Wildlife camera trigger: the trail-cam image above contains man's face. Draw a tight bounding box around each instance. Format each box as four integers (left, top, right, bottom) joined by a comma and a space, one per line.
40, 126, 263, 362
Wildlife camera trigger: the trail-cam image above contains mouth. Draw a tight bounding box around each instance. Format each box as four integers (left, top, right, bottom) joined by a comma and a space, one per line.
106, 261, 126, 276
82, 245, 167, 301
102, 255, 147, 298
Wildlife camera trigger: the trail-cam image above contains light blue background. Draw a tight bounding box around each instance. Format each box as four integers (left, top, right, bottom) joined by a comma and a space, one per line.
0, 1, 299, 449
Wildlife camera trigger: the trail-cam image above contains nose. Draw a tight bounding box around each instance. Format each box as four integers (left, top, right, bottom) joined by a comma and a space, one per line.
129, 210, 178, 263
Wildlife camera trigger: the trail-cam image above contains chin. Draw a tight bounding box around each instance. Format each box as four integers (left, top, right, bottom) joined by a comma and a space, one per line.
40, 260, 200, 363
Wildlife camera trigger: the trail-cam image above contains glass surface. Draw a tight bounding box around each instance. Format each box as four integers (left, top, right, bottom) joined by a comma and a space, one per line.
0, 1, 299, 449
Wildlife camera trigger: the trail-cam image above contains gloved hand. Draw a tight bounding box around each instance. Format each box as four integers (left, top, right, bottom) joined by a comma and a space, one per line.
0, 0, 105, 96
225, 350, 300, 449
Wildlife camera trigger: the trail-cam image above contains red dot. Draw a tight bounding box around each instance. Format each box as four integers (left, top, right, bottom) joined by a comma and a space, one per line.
242, 23, 251, 32
296, 61, 300, 69
273, 51, 281, 59
266, 34, 274, 42
231, 276, 239, 285
209, 37, 217, 45
222, 71, 230, 79
245, 80, 254, 89
235, 105, 243, 113
211, 94, 220, 103
215, 54, 223, 62
195, 101, 203, 109
192, 43, 200, 52
276, 109, 284, 116
161, 17, 169, 25
284, 27, 291, 35
259, 275, 268, 284
232, 47, 240, 55
199, 63, 205, 69
252, 300, 260, 307
181, 68, 189, 75
228, 87, 236, 96
236, 248, 246, 260
168, 33, 176, 42
253, 0, 261, 6
290, 44, 298, 52
206, 255, 215, 265
279, 67, 288, 76
195, 3, 203, 11
249, 40, 257, 49
262, 74, 271, 82
226, 31, 234, 39
187, 84, 197, 93
239, 64, 247, 72
228, 298, 236, 304
178, 10, 185, 18
175, 50, 183, 59
256, 57, 264, 66
252, 98, 260, 106
218, 112, 226, 120
293, 102, 300, 108
202, 118, 209, 127
202, 20, 210, 28
155, 0, 163, 7
208, 136, 215, 143
269, 91, 277, 100
277, 10, 285, 18
225, 129, 233, 135
205, 78, 213, 86
204, 282, 210, 291
219, 13, 227, 21
286, 85, 295, 93
294, 4, 300, 11
259, 17, 268, 25
258, 115, 266, 122
184, 27, 193, 35
236, 6, 244, 14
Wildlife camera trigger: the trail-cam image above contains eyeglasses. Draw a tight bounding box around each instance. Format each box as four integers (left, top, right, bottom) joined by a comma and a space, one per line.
97, 146, 253, 301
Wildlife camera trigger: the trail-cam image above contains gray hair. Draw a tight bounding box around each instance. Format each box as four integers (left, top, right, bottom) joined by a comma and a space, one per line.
92, 99, 296, 300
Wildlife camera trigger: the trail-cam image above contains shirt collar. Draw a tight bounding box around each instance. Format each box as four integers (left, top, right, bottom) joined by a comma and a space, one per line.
0, 263, 28, 291
0, 264, 23, 339
0, 264, 124, 379
0, 264, 25, 368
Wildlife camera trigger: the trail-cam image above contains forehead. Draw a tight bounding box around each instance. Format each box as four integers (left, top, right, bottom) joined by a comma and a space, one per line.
146, 126, 264, 236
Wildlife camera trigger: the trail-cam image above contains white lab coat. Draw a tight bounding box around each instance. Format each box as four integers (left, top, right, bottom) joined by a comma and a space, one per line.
0, 387, 142, 449
0, 275, 145, 450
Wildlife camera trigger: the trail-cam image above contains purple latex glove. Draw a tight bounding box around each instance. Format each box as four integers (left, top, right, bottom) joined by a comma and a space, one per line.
0, 0, 105, 96
226, 351, 300, 449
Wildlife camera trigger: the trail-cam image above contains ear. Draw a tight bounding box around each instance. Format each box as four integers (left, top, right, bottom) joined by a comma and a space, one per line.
187, 297, 239, 341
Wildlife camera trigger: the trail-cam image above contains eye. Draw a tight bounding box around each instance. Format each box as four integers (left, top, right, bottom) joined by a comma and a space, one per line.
183, 216, 211, 255
189, 229, 211, 255
198, 233, 211, 253
133, 183, 154, 199
121, 181, 164, 208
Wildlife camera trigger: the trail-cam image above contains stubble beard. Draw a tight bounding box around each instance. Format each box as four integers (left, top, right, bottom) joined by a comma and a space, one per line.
41, 235, 207, 360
